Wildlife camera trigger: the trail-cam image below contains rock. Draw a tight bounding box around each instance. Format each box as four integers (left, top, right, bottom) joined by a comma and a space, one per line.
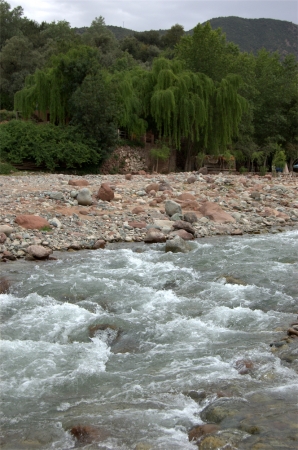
165, 235, 190, 253
69, 425, 104, 445
234, 359, 254, 375
200, 397, 248, 424
49, 217, 62, 228
77, 188, 93, 206
132, 206, 145, 214
144, 229, 166, 243
125, 174, 132, 180
169, 229, 194, 240
188, 424, 220, 442
172, 220, 195, 234
198, 167, 208, 174
250, 191, 261, 200
159, 182, 172, 191
1, 250, 16, 261
170, 213, 183, 221
199, 202, 236, 223
49, 191, 64, 200
177, 193, 196, 201
165, 200, 182, 217
15, 215, 51, 230
187, 175, 197, 184
68, 179, 89, 186
26, 245, 53, 260
145, 183, 159, 193
89, 323, 120, 345
184, 212, 198, 223
223, 275, 247, 286
0, 232, 7, 243
0, 277, 10, 293
231, 229, 243, 235
0, 225, 13, 236
128, 221, 147, 229
93, 240, 106, 249
97, 183, 114, 202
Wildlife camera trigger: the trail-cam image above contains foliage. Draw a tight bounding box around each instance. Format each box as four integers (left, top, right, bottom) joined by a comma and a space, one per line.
0, 161, 16, 174
69, 71, 118, 161
239, 166, 248, 174
272, 147, 287, 169
0, 120, 100, 171
150, 141, 171, 171
0, 109, 16, 121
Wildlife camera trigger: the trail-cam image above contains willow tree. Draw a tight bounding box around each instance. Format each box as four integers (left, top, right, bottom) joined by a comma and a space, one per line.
142, 58, 247, 169
14, 45, 100, 124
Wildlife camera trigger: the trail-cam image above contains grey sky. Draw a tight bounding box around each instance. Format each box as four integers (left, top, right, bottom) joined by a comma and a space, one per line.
9, 0, 298, 31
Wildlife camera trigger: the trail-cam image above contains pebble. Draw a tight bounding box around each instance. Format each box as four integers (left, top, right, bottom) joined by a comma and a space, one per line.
0, 172, 297, 261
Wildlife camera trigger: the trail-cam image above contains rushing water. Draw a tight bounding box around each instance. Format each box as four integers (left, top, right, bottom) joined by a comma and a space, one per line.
0, 231, 298, 449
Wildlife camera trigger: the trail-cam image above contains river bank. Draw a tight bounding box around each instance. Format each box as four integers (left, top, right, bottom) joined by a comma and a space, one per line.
0, 171, 297, 262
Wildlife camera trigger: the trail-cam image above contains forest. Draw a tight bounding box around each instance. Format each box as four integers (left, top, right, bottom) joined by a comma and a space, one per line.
0, 0, 297, 174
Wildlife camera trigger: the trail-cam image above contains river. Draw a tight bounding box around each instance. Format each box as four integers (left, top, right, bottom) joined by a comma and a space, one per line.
1, 231, 297, 449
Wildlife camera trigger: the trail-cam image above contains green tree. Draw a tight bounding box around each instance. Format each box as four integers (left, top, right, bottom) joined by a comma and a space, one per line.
0, 35, 42, 109
175, 22, 230, 81
69, 72, 118, 162
161, 24, 184, 49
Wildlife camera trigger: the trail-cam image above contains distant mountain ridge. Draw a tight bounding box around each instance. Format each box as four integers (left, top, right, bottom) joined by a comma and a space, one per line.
200, 17, 298, 57
101, 16, 298, 58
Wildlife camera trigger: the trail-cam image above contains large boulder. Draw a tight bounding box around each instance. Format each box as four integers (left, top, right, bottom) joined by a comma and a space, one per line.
165, 235, 190, 253
97, 183, 114, 202
198, 167, 208, 175
26, 245, 53, 260
77, 188, 93, 206
15, 215, 51, 230
165, 200, 182, 217
144, 229, 166, 243
199, 202, 236, 223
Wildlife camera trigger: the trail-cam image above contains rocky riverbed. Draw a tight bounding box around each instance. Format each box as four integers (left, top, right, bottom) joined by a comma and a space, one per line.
0, 171, 297, 262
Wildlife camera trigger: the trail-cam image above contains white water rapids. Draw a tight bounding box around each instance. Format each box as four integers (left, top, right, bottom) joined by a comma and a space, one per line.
0, 231, 297, 449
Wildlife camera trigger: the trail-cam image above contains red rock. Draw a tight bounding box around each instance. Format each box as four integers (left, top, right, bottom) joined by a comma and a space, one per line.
188, 424, 220, 442
2, 250, 16, 261
132, 206, 145, 214
97, 183, 114, 202
177, 193, 196, 201
145, 183, 159, 193
26, 245, 53, 260
198, 202, 236, 223
68, 179, 89, 186
231, 229, 243, 235
144, 229, 166, 243
125, 174, 132, 180
138, 170, 146, 175
169, 229, 194, 240
15, 215, 51, 230
79, 210, 89, 215
0, 232, 7, 243
172, 220, 195, 234
180, 200, 200, 211
128, 221, 147, 229
235, 359, 254, 375
0, 278, 10, 293
93, 240, 106, 249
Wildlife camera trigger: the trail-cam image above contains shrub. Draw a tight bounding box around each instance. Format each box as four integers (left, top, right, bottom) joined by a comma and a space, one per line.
0, 162, 16, 174
239, 166, 248, 174
0, 110, 16, 122
0, 120, 102, 172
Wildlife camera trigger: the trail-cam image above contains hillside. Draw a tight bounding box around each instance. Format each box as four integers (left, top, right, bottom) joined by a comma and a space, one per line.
201, 17, 298, 57
98, 17, 298, 58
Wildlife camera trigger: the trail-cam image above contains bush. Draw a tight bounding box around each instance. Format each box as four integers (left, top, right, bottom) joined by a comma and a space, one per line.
0, 162, 16, 174
259, 166, 268, 176
239, 166, 248, 174
0, 110, 16, 122
0, 120, 102, 172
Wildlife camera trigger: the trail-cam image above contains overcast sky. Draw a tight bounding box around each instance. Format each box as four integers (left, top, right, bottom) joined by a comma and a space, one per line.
9, 0, 298, 31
